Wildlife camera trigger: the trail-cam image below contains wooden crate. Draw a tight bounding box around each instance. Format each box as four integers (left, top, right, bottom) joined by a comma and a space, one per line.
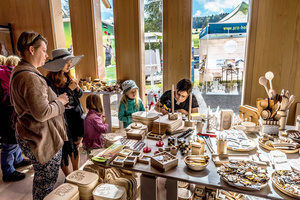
151, 152, 178, 172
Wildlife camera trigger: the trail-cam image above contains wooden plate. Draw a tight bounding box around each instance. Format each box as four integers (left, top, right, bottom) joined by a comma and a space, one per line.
227, 138, 257, 152
220, 176, 268, 191
258, 139, 299, 153
271, 172, 300, 198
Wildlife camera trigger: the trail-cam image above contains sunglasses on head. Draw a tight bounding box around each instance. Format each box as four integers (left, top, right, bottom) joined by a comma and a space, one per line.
27, 34, 42, 51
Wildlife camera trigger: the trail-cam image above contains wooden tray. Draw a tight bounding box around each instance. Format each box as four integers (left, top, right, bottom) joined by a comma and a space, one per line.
124, 156, 137, 167
258, 139, 299, 153
151, 151, 178, 172
212, 154, 251, 165
221, 176, 268, 191
147, 132, 166, 140
138, 155, 151, 164
227, 138, 257, 152
271, 172, 300, 199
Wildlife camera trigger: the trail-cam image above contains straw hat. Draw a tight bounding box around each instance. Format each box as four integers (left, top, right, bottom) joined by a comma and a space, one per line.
43, 48, 83, 72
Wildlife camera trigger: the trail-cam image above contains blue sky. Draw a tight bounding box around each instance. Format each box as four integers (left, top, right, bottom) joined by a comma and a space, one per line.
99, 0, 249, 23
193, 0, 249, 17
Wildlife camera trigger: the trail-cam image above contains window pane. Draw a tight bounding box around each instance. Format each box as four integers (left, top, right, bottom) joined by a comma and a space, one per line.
192, 0, 249, 114
144, 0, 163, 107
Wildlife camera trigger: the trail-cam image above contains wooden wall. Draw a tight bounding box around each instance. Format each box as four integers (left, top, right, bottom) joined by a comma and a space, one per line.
0, 0, 57, 75
163, 0, 192, 91
244, 0, 300, 124
113, 0, 145, 101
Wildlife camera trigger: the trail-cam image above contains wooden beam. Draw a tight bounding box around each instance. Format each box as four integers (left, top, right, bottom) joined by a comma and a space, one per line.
50, 0, 66, 48
69, 0, 100, 80
163, 0, 192, 92
113, 0, 145, 102
101, 0, 111, 8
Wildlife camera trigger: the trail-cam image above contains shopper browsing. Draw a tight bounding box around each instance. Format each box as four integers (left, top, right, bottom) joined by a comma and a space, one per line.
10, 31, 69, 199
43, 48, 84, 177
118, 80, 145, 128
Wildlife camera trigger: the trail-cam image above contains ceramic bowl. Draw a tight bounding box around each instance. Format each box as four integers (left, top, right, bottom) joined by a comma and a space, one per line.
184, 155, 209, 171
241, 122, 256, 133
234, 125, 246, 132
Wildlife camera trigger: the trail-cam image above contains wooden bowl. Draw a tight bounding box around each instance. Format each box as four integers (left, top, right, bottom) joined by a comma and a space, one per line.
184, 155, 209, 171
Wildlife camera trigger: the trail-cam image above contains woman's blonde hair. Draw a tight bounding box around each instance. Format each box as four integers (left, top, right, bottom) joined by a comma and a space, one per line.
17, 31, 48, 57
120, 89, 139, 110
0, 55, 7, 65
86, 94, 104, 114
5, 55, 20, 67
46, 70, 74, 88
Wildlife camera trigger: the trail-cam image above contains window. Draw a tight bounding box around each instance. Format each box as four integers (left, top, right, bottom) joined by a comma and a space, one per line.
192, 0, 249, 115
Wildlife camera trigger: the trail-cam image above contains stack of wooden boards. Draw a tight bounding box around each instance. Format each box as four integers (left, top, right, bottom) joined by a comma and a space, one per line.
132, 111, 159, 131
44, 183, 79, 200
66, 170, 99, 200
152, 114, 184, 134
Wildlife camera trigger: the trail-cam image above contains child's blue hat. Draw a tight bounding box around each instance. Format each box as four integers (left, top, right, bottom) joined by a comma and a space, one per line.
122, 80, 139, 94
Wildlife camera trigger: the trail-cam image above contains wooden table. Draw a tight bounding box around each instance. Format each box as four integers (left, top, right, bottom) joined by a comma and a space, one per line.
107, 127, 298, 200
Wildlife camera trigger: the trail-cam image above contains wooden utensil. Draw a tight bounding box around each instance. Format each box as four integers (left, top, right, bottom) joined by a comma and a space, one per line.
265, 71, 274, 90
261, 110, 271, 120
270, 103, 280, 118
259, 101, 268, 110
259, 76, 270, 98
284, 95, 295, 110
269, 89, 276, 99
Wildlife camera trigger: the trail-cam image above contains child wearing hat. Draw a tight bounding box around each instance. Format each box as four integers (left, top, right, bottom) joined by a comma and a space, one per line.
118, 80, 145, 128
43, 48, 84, 176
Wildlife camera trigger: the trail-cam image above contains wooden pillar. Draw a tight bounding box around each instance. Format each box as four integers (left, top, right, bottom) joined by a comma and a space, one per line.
113, 0, 145, 102
163, 0, 192, 92
69, 0, 103, 80
50, 0, 66, 48
243, 0, 300, 124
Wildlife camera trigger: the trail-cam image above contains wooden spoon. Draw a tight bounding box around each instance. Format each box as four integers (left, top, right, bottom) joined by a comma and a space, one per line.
265, 71, 274, 90
270, 103, 280, 118
259, 76, 270, 98
269, 89, 276, 99
284, 95, 295, 110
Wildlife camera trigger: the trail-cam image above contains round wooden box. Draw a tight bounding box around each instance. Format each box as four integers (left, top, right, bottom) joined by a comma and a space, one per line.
66, 170, 99, 200
44, 183, 79, 200
93, 183, 126, 200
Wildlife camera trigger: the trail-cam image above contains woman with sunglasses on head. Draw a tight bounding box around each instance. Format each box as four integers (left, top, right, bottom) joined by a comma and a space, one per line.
155, 78, 199, 115
10, 31, 69, 199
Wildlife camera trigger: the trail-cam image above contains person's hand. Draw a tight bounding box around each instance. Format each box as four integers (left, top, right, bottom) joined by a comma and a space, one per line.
74, 137, 83, 148
69, 81, 77, 91
161, 109, 169, 115
57, 93, 69, 105
175, 109, 188, 115
101, 115, 107, 123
